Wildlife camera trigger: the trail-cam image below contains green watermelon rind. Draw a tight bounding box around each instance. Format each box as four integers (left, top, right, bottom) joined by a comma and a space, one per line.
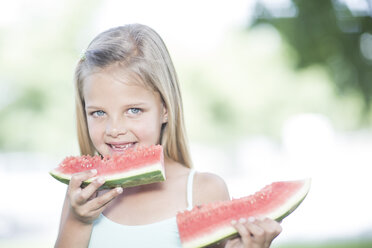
49, 162, 166, 190
182, 178, 311, 248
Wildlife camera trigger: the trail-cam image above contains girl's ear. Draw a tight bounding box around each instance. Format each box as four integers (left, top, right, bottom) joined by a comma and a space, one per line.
162, 104, 168, 123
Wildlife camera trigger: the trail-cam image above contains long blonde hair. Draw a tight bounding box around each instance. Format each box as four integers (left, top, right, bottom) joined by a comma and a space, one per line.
74, 24, 192, 168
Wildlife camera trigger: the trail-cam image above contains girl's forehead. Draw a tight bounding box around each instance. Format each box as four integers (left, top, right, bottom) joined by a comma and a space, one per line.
83, 64, 153, 93
82, 68, 162, 105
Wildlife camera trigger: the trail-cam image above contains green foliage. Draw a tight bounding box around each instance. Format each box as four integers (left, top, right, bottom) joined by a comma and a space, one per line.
179, 27, 366, 143
275, 238, 372, 248
0, 0, 102, 154
251, 0, 372, 116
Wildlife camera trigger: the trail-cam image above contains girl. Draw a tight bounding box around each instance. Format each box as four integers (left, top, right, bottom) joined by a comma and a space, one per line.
55, 23, 282, 248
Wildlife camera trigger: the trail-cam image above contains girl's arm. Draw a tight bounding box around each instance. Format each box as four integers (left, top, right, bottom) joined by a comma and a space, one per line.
55, 170, 123, 248
193, 173, 282, 248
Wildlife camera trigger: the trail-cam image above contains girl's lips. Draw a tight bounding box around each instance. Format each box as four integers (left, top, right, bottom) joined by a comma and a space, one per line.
107, 142, 136, 152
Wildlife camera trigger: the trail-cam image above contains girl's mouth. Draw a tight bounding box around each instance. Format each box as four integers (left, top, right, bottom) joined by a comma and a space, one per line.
107, 142, 136, 152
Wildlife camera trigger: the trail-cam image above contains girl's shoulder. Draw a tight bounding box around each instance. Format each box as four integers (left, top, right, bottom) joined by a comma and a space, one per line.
193, 171, 230, 206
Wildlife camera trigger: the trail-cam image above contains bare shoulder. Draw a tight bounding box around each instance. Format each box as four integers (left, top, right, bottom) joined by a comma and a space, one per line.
193, 172, 230, 206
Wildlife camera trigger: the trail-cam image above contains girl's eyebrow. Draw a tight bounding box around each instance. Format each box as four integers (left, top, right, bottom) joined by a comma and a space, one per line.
85, 105, 102, 109
85, 103, 148, 109
125, 102, 148, 107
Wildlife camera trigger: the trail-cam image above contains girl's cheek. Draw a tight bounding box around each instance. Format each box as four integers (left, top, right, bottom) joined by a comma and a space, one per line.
87, 120, 96, 133
87, 120, 105, 136
141, 123, 163, 144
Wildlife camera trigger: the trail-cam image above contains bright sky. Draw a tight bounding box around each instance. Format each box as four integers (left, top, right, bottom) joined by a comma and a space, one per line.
1, 0, 369, 51
92, 0, 256, 54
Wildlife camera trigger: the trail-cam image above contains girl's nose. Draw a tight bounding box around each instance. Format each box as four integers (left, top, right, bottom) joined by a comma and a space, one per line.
106, 120, 127, 137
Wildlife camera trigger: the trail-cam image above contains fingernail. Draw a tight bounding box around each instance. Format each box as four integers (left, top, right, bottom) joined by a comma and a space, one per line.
231, 220, 237, 225
116, 187, 123, 194
258, 216, 265, 221
98, 177, 105, 184
239, 218, 246, 223
248, 217, 256, 223
91, 169, 97, 174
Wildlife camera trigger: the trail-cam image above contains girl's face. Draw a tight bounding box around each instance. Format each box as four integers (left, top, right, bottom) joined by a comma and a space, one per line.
83, 67, 167, 156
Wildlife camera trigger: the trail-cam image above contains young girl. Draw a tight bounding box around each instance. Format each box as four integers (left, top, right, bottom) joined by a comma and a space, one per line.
55, 23, 282, 248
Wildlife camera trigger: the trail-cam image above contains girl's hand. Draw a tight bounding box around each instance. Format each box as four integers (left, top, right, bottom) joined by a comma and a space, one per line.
67, 169, 123, 224
225, 217, 282, 248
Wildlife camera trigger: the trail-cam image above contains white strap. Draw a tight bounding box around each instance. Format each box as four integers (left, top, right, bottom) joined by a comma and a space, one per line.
186, 169, 196, 210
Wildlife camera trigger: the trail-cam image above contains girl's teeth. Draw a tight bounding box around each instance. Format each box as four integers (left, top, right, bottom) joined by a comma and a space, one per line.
111, 143, 133, 149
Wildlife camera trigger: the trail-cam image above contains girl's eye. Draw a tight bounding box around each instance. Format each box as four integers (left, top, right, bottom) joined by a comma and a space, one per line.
91, 110, 106, 117
128, 108, 141, 115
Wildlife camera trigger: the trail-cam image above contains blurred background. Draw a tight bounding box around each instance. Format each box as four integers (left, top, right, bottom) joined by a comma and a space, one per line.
1, 0, 372, 247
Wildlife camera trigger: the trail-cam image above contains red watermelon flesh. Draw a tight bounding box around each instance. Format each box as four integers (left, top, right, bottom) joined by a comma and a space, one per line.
177, 179, 311, 248
49, 145, 165, 189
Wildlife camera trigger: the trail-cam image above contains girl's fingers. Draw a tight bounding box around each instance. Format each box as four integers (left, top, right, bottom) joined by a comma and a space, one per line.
69, 169, 98, 190
234, 219, 252, 245
231, 217, 282, 247
74, 177, 106, 205
231, 218, 254, 246
246, 217, 282, 247
87, 187, 123, 211
244, 217, 265, 243
225, 238, 240, 248
254, 217, 282, 239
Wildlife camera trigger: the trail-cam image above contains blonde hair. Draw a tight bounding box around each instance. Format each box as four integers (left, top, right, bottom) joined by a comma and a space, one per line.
74, 24, 192, 168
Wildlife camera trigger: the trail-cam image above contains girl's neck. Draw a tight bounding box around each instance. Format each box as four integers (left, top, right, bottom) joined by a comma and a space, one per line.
163, 156, 189, 179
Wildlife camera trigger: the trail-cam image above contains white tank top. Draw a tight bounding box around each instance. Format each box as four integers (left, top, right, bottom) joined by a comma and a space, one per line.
88, 169, 196, 248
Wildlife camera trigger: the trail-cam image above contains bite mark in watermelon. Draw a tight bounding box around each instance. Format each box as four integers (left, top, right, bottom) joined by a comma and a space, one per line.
49, 145, 165, 189
176, 178, 311, 248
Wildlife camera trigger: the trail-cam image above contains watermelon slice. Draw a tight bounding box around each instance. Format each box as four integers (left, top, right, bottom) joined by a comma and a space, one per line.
49, 145, 165, 189
177, 179, 311, 248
